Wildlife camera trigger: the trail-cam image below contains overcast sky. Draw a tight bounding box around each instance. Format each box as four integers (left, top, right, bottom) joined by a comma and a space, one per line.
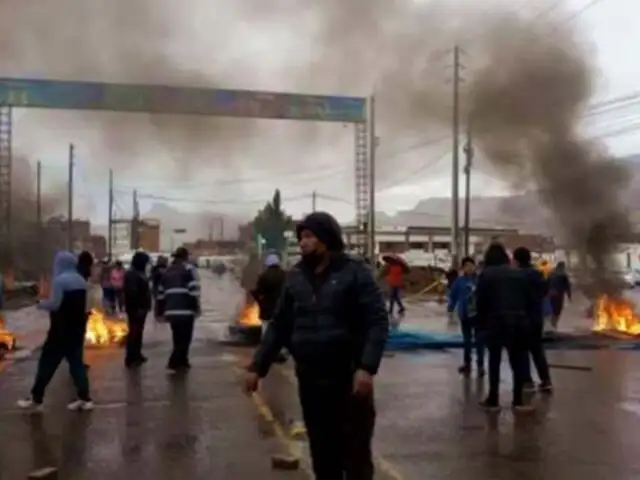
3, 0, 636, 223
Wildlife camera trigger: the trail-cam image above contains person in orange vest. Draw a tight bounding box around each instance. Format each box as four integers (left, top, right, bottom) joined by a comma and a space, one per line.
386, 258, 406, 317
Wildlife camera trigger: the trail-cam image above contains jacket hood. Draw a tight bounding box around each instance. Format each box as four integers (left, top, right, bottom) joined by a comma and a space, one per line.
52, 251, 78, 277
296, 211, 345, 252
131, 251, 151, 272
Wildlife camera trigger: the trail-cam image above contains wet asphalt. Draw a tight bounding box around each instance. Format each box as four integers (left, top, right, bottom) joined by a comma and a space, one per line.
1, 272, 640, 479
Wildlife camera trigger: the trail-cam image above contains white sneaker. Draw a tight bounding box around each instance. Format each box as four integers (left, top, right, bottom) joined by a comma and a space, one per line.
16, 397, 44, 412
67, 399, 95, 411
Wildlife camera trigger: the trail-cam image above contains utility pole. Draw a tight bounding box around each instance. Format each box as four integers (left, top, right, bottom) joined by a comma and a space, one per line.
451, 45, 462, 266
131, 189, 139, 250
368, 94, 377, 264
312, 190, 317, 212
67, 143, 74, 251
36, 160, 42, 274
463, 125, 474, 257
107, 169, 113, 261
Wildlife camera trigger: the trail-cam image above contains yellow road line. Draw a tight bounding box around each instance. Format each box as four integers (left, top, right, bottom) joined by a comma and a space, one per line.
231, 365, 313, 478
273, 364, 405, 480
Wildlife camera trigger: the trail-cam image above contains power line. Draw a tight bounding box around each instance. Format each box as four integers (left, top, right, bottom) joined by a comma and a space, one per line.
564, 0, 608, 23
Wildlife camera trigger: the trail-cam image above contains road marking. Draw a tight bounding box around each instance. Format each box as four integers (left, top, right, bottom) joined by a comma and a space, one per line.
230, 362, 313, 478
273, 364, 406, 480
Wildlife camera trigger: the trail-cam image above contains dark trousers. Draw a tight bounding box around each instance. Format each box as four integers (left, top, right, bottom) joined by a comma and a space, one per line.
168, 318, 194, 368
461, 318, 485, 369
125, 310, 147, 362
115, 289, 125, 313
298, 372, 375, 480
550, 295, 565, 328
486, 327, 528, 406
522, 321, 551, 384
388, 286, 405, 315
31, 330, 90, 403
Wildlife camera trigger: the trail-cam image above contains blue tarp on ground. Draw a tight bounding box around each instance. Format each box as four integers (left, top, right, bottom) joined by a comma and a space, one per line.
385, 327, 640, 351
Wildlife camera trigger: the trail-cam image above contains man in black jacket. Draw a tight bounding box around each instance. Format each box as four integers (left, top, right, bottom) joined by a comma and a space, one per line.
513, 247, 553, 393
156, 247, 200, 372
476, 243, 535, 413
244, 211, 389, 480
124, 251, 152, 368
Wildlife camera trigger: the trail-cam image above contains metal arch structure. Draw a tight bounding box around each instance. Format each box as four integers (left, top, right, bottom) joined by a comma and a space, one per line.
0, 77, 376, 261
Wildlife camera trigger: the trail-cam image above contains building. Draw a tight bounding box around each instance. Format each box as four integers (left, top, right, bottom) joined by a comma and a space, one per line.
136, 218, 161, 252
183, 239, 245, 257
44, 217, 92, 253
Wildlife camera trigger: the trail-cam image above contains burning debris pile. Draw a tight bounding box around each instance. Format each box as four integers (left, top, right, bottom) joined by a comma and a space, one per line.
593, 295, 640, 337
0, 314, 16, 352
84, 309, 128, 346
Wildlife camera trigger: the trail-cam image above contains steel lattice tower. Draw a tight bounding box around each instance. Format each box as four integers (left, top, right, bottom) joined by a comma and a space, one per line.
0, 105, 11, 267
354, 121, 369, 256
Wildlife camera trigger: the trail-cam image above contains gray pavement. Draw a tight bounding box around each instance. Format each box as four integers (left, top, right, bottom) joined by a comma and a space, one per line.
3, 271, 640, 478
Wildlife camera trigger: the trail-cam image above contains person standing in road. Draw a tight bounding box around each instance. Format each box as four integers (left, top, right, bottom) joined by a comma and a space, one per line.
548, 261, 572, 330
384, 256, 406, 318
124, 251, 152, 368
155, 247, 200, 373
18, 251, 93, 412
151, 255, 168, 321
447, 256, 484, 377
244, 211, 389, 480
475, 242, 534, 413
110, 260, 126, 314
512, 247, 553, 393
251, 253, 287, 363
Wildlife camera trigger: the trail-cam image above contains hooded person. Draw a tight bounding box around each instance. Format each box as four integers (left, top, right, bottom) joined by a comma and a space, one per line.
77, 250, 94, 281
18, 251, 93, 412
244, 211, 389, 479
548, 261, 572, 330
123, 251, 152, 367
475, 242, 535, 413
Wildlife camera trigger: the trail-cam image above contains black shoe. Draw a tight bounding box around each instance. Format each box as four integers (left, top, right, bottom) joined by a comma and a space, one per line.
479, 399, 501, 412
512, 403, 536, 414
274, 353, 287, 364
125, 356, 148, 368
458, 365, 471, 376
523, 381, 536, 393
477, 367, 486, 378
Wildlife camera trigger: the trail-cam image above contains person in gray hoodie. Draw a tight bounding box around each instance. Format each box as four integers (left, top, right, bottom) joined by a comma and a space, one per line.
17, 251, 93, 412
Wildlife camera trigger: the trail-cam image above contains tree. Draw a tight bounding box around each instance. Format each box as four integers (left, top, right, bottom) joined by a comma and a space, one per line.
251, 189, 293, 254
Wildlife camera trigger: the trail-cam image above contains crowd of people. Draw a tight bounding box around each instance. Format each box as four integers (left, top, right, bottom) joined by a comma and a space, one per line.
16, 246, 201, 413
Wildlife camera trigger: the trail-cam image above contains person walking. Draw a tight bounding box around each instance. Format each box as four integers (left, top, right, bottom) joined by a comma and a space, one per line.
447, 256, 484, 377
151, 255, 168, 321
155, 247, 200, 373
476, 243, 534, 413
513, 247, 553, 393
244, 211, 389, 479
384, 256, 406, 318
252, 253, 287, 363
17, 251, 93, 411
124, 251, 152, 368
548, 261, 572, 330
110, 260, 126, 314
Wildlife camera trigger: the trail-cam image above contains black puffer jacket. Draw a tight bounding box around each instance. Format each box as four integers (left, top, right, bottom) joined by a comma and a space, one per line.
476, 264, 534, 332
251, 253, 389, 377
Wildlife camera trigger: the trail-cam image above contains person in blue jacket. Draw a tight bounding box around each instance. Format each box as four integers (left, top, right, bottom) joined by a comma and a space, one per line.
447, 256, 484, 377
17, 251, 93, 412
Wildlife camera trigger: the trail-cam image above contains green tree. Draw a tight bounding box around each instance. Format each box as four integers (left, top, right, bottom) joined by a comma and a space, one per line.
251, 189, 293, 254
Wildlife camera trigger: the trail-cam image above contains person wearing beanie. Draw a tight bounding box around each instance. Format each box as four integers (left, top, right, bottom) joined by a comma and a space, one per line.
512, 247, 553, 393
251, 253, 287, 363
476, 242, 534, 413
244, 211, 389, 479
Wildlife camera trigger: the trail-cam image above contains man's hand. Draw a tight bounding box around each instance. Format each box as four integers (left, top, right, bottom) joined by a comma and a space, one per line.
243, 371, 260, 396
352, 369, 374, 397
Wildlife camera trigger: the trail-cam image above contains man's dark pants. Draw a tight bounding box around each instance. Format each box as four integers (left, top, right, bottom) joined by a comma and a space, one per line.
31, 327, 90, 403
388, 286, 405, 315
168, 317, 195, 368
297, 369, 375, 480
522, 319, 551, 384
460, 316, 485, 369
125, 310, 147, 363
485, 322, 528, 406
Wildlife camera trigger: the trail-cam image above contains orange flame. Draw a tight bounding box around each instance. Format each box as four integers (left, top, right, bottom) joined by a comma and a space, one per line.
0, 314, 16, 351
85, 309, 129, 346
593, 295, 640, 335
237, 300, 262, 327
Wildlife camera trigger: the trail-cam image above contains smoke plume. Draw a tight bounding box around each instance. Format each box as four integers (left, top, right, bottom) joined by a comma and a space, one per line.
0, 0, 631, 292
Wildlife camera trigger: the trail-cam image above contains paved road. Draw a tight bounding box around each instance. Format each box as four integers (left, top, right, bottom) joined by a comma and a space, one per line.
3, 271, 640, 478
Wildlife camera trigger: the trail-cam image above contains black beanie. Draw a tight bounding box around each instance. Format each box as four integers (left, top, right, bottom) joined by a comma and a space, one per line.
296, 211, 345, 252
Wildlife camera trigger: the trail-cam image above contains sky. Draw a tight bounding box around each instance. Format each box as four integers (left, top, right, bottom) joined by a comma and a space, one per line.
4, 0, 637, 225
